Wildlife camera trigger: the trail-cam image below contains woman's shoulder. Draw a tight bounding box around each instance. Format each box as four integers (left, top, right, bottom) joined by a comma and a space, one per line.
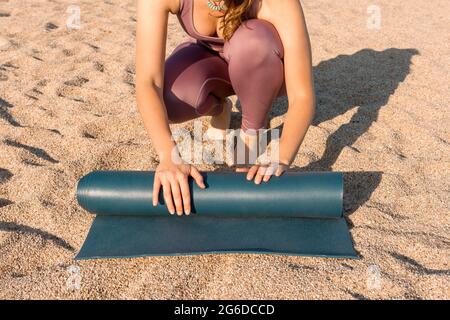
253, 0, 300, 20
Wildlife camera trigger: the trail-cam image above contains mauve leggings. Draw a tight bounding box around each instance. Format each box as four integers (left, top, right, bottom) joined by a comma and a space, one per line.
163, 19, 286, 131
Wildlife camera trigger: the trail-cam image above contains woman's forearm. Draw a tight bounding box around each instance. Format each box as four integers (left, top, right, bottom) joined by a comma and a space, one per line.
136, 81, 176, 162
278, 96, 316, 165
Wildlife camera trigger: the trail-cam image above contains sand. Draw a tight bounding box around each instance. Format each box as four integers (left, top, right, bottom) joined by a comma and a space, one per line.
0, 0, 448, 299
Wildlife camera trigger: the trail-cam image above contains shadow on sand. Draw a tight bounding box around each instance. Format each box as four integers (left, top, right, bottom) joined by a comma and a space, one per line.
232, 48, 419, 218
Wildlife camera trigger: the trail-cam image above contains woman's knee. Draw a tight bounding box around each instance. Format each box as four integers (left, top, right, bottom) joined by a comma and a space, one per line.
162, 79, 225, 123
224, 19, 284, 64
163, 42, 232, 123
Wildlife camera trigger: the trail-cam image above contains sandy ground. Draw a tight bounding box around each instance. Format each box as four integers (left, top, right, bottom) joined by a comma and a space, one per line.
0, 0, 449, 299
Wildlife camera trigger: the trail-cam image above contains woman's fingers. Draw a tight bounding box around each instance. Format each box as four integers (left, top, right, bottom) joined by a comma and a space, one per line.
254, 166, 267, 184
161, 176, 175, 215
152, 176, 161, 206
190, 166, 205, 189
247, 166, 259, 180
178, 174, 191, 215
247, 163, 287, 183
263, 165, 275, 182
275, 164, 287, 177
235, 167, 250, 173
246, 165, 259, 180
169, 176, 183, 216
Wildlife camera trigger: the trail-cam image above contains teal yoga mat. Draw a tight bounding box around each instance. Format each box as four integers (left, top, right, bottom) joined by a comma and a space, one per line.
76, 171, 357, 259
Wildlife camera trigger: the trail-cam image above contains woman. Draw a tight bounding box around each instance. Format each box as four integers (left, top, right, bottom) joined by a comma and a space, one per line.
136, 0, 315, 215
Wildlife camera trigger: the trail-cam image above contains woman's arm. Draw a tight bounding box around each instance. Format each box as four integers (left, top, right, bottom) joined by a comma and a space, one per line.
245, 0, 316, 183
136, 0, 205, 215
136, 0, 174, 160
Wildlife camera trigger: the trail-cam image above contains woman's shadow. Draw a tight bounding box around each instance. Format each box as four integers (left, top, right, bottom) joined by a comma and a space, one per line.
234, 47, 418, 170
280, 48, 418, 171
233, 48, 419, 215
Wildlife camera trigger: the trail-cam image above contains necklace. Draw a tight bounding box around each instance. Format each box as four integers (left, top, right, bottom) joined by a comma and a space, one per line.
207, 0, 226, 12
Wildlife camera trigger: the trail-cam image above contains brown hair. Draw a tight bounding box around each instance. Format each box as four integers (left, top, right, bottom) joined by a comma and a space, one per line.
220, 0, 254, 41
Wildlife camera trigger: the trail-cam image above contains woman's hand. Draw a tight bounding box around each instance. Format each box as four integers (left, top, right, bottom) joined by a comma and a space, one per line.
153, 160, 205, 216
236, 162, 289, 184
233, 130, 290, 184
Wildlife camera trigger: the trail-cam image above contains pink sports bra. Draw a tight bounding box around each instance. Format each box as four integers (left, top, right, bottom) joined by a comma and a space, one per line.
176, 0, 258, 53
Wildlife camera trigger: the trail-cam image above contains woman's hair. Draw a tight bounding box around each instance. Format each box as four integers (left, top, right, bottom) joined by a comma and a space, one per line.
220, 0, 254, 41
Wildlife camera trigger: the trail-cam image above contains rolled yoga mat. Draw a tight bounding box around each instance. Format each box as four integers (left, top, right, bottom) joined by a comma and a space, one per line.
76, 171, 357, 260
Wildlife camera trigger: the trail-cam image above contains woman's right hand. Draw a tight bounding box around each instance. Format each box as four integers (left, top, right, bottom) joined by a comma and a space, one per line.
153, 159, 205, 216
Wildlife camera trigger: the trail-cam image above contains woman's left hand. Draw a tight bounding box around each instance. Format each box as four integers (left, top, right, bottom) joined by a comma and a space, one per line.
236, 162, 289, 184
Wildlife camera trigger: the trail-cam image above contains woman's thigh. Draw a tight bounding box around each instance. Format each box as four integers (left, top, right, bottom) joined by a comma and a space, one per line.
163, 41, 234, 123
223, 19, 286, 130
